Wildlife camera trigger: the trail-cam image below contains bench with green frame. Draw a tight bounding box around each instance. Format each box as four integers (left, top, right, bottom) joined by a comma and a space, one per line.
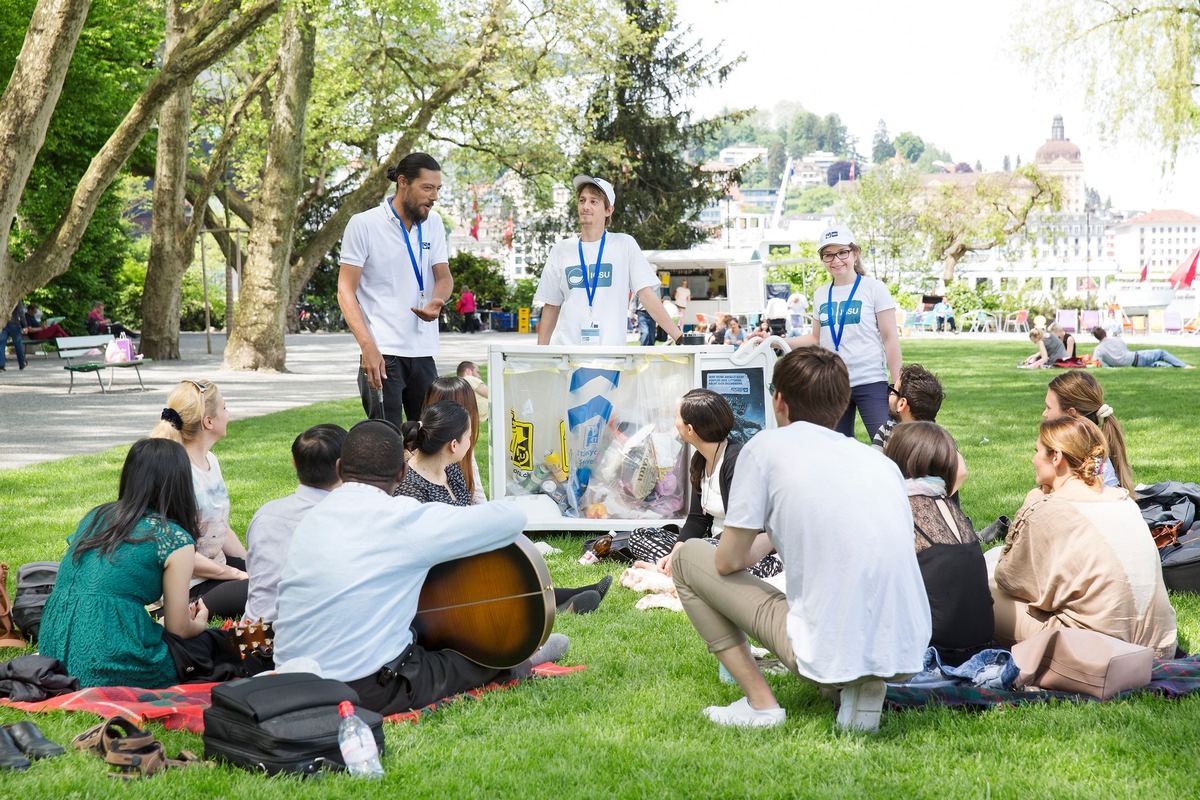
55, 334, 153, 394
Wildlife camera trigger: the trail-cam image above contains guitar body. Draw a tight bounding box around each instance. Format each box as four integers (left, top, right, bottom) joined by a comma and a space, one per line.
413, 534, 555, 669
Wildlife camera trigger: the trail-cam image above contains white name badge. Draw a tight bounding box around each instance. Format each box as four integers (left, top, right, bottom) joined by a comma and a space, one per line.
581, 326, 601, 345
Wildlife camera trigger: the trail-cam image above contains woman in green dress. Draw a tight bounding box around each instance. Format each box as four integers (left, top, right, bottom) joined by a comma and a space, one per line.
39, 438, 212, 688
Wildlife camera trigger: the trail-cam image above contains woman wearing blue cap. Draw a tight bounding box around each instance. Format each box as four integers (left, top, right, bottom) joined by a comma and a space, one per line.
770, 225, 901, 440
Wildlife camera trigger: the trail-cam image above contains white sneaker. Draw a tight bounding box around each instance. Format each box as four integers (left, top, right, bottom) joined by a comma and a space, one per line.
703, 697, 785, 728
835, 679, 886, 732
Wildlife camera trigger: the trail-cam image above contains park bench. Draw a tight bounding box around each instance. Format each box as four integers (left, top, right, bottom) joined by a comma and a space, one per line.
55, 334, 152, 394
5, 335, 56, 360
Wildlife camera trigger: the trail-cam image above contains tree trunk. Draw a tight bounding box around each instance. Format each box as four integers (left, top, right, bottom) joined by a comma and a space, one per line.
0, 0, 91, 313
2, 0, 280, 312
140, 0, 192, 361
941, 254, 961, 284
223, 1, 315, 371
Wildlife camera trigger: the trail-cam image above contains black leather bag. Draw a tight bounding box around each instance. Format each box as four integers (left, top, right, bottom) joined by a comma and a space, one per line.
1136, 481, 1200, 592
203, 672, 384, 776
12, 561, 58, 642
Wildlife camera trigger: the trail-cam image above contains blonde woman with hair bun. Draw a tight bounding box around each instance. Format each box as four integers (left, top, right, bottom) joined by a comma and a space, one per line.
150, 379, 248, 618
987, 415, 1177, 656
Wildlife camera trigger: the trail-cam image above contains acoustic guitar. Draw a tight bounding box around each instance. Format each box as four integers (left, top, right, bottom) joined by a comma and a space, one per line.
413, 534, 556, 669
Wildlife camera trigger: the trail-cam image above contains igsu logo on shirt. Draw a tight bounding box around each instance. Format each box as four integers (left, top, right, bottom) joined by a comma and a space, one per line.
565, 264, 614, 289
819, 300, 863, 325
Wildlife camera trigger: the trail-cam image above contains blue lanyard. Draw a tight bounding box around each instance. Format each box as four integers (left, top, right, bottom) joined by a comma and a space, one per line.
577, 231, 607, 310
386, 197, 425, 294
827, 274, 862, 352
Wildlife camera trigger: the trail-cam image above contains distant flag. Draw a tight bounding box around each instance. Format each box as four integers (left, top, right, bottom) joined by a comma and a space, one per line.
469, 196, 481, 241
1139, 263, 1148, 282
504, 213, 514, 250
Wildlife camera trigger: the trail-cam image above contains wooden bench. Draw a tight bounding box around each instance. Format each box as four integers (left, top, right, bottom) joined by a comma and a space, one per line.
55, 335, 153, 394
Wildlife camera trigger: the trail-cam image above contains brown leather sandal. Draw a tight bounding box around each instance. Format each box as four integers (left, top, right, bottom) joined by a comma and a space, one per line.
105, 742, 211, 778
72, 716, 154, 759
106, 739, 168, 779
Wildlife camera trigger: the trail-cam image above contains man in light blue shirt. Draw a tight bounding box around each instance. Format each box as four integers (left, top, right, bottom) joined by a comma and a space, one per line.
273, 420, 564, 715
244, 424, 346, 623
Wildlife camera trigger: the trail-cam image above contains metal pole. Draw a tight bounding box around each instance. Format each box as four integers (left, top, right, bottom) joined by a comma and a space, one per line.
201, 230, 212, 354
1085, 209, 1091, 310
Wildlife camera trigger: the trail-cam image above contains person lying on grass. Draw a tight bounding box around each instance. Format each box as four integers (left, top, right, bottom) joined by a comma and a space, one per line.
671, 346, 930, 732
986, 415, 1177, 657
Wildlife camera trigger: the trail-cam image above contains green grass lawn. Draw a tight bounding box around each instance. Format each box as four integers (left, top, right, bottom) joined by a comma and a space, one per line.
2, 339, 1200, 797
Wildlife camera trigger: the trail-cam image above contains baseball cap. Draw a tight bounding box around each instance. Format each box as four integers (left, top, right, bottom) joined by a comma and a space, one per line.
572, 175, 616, 206
818, 225, 856, 252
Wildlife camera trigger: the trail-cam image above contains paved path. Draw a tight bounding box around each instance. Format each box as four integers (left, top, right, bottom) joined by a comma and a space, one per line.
3, 327, 1195, 471
0, 330, 536, 471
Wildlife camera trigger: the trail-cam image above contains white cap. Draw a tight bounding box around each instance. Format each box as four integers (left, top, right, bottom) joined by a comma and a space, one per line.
818, 225, 855, 252
572, 175, 616, 206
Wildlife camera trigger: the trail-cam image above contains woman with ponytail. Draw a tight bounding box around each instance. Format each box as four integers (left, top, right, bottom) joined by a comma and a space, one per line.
394, 401, 611, 614
149, 379, 248, 619
1043, 371, 1133, 491
988, 416, 1176, 656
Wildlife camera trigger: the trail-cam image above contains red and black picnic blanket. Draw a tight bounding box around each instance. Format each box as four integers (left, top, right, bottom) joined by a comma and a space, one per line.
0, 663, 585, 733
886, 654, 1200, 709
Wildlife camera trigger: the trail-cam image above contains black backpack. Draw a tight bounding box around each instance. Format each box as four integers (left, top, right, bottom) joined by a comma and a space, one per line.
203, 672, 384, 776
12, 562, 58, 642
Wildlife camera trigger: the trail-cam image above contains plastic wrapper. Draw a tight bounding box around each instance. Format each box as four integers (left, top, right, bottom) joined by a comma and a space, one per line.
574, 354, 690, 519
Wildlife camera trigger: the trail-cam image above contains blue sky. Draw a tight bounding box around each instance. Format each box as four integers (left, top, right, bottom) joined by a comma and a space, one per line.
676, 0, 1200, 214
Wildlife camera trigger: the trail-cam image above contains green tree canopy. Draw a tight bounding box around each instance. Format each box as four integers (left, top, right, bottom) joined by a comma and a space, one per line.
1018, 1, 1200, 165
574, 0, 741, 249
872, 119, 895, 164
893, 131, 925, 163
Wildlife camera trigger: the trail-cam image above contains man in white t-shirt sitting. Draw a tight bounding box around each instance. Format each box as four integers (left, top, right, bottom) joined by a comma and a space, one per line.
534, 175, 682, 347
671, 346, 931, 731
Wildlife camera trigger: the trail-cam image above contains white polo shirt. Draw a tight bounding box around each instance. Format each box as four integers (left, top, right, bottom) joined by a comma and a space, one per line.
340, 198, 449, 357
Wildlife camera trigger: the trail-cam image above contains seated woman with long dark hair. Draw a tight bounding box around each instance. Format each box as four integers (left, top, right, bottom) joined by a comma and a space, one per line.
395, 401, 611, 614
423, 376, 486, 504
629, 388, 781, 579
989, 416, 1176, 656
39, 439, 213, 688
883, 421, 993, 665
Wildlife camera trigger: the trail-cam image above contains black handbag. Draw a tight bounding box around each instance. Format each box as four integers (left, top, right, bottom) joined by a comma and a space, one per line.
12, 561, 58, 642
203, 672, 384, 775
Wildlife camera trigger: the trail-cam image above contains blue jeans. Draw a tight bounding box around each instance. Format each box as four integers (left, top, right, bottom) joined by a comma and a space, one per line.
835, 380, 890, 441
637, 310, 656, 347
1, 321, 25, 369
1133, 349, 1190, 368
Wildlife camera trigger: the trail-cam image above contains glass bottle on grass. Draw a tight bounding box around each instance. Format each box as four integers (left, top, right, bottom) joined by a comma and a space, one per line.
337, 701, 384, 778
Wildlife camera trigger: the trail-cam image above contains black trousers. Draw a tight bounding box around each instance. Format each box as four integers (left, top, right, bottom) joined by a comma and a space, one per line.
346, 643, 527, 716
190, 556, 248, 620
358, 354, 437, 428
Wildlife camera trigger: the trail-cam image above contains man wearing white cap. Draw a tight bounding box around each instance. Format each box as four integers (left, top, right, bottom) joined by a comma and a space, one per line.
534, 176, 682, 347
